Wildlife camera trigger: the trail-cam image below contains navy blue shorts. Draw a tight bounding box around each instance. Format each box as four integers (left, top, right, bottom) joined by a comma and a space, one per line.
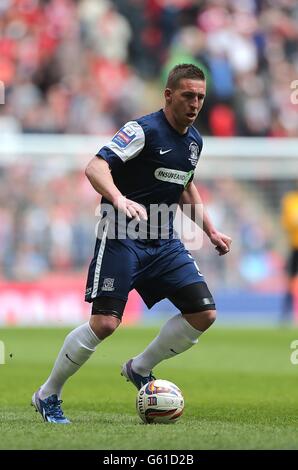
85, 228, 209, 309
85, 227, 210, 308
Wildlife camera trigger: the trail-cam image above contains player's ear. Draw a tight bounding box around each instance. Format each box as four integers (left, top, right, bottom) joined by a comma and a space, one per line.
164, 88, 172, 104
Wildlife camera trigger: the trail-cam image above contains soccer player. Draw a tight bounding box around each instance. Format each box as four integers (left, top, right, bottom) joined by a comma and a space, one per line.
32, 64, 232, 423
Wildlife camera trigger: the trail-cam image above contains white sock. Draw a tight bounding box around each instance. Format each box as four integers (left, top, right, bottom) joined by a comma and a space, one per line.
40, 322, 101, 399
132, 313, 203, 375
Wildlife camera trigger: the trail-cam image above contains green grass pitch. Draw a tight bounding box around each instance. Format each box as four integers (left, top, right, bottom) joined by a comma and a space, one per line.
0, 325, 297, 449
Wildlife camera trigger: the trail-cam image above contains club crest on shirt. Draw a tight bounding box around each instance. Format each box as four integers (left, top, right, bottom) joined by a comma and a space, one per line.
188, 142, 199, 166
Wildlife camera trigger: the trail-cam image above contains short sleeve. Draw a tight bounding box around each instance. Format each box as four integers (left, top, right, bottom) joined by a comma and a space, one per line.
96, 121, 145, 167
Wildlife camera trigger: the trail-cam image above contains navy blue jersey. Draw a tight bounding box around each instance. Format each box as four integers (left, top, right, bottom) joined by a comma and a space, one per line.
96, 109, 203, 238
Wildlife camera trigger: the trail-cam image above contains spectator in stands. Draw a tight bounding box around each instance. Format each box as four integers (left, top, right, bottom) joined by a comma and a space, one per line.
280, 186, 298, 323
0, 0, 297, 137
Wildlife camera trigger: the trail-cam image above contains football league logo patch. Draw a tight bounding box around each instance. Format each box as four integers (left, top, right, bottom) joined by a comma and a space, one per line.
112, 125, 136, 149
188, 142, 199, 166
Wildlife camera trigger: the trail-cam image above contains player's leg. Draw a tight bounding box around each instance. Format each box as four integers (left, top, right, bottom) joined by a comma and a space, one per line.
281, 249, 298, 323
32, 298, 125, 424
122, 239, 216, 388
32, 234, 134, 422
281, 277, 294, 322
129, 282, 215, 380
38, 298, 124, 400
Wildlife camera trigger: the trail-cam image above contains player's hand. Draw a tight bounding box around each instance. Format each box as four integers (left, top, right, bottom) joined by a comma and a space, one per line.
209, 231, 232, 256
113, 195, 148, 222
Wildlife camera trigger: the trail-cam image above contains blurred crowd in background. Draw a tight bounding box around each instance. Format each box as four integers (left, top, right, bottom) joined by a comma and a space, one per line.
0, 163, 288, 291
0, 0, 297, 293
0, 0, 297, 136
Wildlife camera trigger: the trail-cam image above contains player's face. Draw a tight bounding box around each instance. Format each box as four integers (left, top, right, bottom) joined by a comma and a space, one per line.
165, 79, 206, 133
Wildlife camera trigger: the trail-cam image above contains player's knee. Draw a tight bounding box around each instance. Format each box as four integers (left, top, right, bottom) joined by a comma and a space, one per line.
183, 308, 216, 332
196, 308, 217, 330
89, 315, 120, 340
202, 309, 217, 327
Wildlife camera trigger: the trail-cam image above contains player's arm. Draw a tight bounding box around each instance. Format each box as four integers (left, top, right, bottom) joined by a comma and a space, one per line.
85, 156, 147, 221
180, 181, 232, 255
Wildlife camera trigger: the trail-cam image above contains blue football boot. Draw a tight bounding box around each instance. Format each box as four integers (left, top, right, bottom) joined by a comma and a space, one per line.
31, 389, 70, 424
121, 359, 155, 390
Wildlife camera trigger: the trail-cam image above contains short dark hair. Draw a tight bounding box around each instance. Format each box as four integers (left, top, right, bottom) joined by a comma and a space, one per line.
166, 64, 205, 89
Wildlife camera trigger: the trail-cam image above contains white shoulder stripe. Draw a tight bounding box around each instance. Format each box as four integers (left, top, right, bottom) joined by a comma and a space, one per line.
107, 121, 145, 163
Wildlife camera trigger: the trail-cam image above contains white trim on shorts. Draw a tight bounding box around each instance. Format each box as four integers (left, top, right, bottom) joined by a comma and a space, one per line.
91, 220, 110, 299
